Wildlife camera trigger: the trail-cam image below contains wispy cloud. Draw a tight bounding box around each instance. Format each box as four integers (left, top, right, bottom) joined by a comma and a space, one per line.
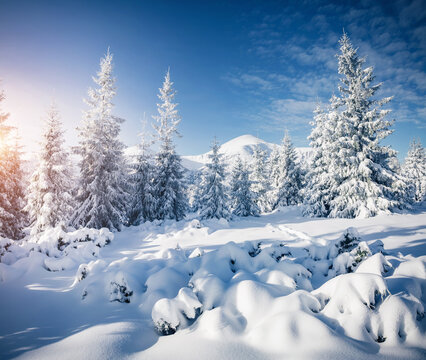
223, 73, 274, 91
226, 0, 426, 138
263, 98, 316, 126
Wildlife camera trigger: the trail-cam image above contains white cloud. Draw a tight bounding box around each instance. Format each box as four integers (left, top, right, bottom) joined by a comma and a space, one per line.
226, 0, 426, 135
222, 73, 274, 91
249, 98, 317, 134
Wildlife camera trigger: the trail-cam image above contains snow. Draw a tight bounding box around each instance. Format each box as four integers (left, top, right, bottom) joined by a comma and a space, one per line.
356, 253, 392, 276
0, 207, 425, 359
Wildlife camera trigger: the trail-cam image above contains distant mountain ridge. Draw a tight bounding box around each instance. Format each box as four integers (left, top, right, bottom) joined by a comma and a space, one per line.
181, 134, 312, 170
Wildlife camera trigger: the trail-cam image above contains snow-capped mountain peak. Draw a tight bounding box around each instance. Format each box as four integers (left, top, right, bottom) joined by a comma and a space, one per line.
181, 134, 273, 170
182, 134, 311, 170
220, 134, 267, 151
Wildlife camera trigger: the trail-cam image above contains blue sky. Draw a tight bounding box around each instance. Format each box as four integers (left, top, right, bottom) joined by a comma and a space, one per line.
0, 0, 424, 158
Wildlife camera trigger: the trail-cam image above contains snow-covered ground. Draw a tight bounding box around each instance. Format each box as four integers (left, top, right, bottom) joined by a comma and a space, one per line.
0, 206, 425, 359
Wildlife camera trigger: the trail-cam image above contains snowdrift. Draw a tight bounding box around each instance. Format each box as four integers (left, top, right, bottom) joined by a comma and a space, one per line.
145, 230, 425, 350
0, 227, 113, 280
0, 212, 425, 359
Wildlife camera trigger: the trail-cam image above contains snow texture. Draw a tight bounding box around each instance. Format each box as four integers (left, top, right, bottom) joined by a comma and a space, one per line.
0, 208, 425, 359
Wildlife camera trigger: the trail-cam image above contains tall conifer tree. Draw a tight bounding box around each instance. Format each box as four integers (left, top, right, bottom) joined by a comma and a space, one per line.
72, 49, 128, 230
198, 138, 229, 219
250, 145, 271, 212
274, 131, 303, 208
152, 69, 187, 221
306, 33, 404, 218
128, 121, 155, 224
403, 139, 426, 202
0, 87, 26, 239
26, 103, 74, 235
230, 157, 259, 217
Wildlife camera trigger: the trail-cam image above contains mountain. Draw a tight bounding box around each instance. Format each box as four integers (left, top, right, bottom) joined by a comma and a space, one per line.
181, 134, 312, 171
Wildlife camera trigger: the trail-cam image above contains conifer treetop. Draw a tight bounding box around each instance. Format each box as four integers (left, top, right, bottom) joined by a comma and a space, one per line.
153, 68, 181, 145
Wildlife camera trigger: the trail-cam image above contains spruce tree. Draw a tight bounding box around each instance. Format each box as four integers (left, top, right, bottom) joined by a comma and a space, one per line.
274, 131, 303, 208
304, 105, 338, 217
230, 157, 259, 217
128, 121, 155, 225
330, 33, 405, 217
306, 33, 404, 218
1, 140, 27, 240
250, 145, 271, 212
0, 88, 13, 238
268, 144, 281, 207
72, 49, 128, 230
187, 170, 202, 212
26, 103, 74, 235
0, 88, 26, 239
152, 69, 187, 221
269, 145, 281, 189
403, 139, 426, 202
198, 138, 230, 219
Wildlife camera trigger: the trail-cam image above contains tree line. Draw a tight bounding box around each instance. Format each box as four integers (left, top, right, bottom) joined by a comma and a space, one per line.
0, 33, 425, 240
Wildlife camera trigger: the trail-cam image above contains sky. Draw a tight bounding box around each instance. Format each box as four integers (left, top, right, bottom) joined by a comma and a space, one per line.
0, 0, 425, 158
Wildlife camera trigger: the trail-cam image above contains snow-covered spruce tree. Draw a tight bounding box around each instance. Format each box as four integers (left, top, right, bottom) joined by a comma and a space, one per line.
198, 138, 230, 219
0, 89, 27, 239
72, 49, 129, 231
268, 144, 281, 206
152, 69, 187, 221
6, 140, 27, 239
304, 105, 339, 217
0, 87, 13, 238
128, 122, 155, 225
403, 139, 426, 202
0, 145, 27, 240
230, 157, 259, 217
186, 170, 202, 212
330, 33, 406, 217
269, 145, 281, 189
307, 33, 404, 218
250, 144, 271, 212
274, 131, 303, 208
25, 103, 74, 235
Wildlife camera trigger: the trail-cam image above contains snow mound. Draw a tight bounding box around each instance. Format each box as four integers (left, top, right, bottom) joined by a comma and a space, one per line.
0, 227, 113, 273
142, 228, 425, 350
2, 214, 425, 359
355, 253, 392, 276
152, 287, 202, 335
